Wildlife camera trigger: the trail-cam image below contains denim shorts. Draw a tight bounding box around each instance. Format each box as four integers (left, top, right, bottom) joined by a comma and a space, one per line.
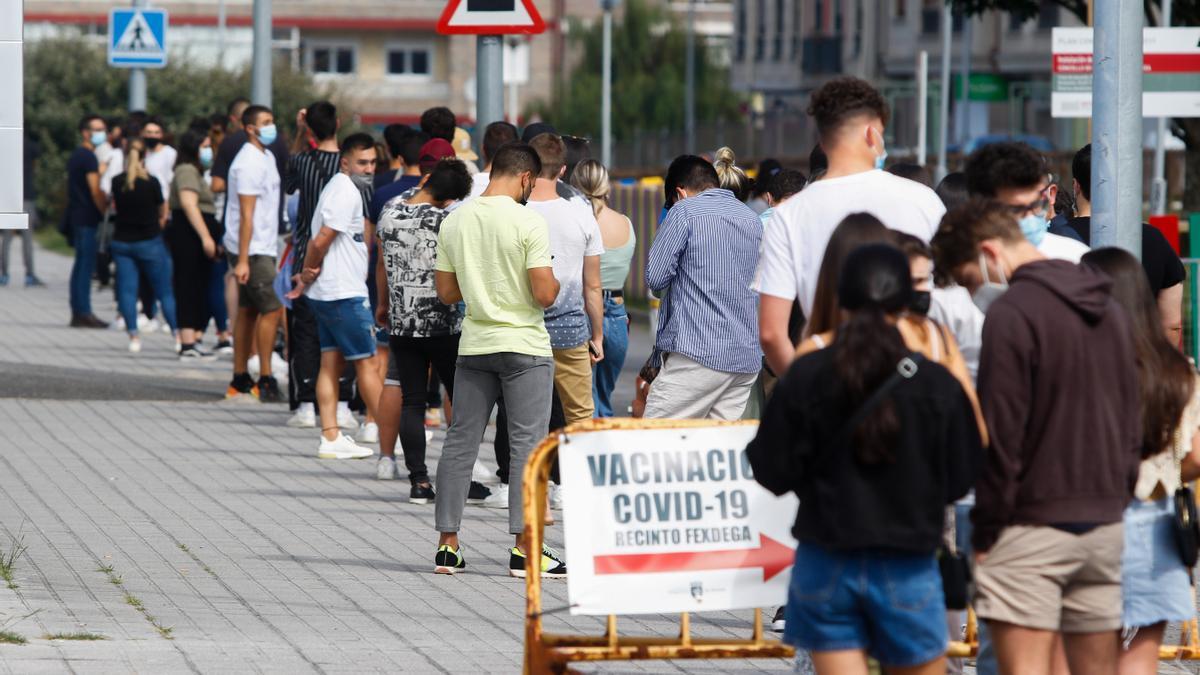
785, 541, 946, 668
309, 296, 376, 361
1123, 497, 1194, 629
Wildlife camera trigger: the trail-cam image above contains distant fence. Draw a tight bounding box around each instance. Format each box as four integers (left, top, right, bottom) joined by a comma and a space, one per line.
610, 180, 666, 301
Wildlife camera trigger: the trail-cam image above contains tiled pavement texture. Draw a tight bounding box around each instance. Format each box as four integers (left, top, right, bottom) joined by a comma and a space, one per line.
0, 245, 788, 673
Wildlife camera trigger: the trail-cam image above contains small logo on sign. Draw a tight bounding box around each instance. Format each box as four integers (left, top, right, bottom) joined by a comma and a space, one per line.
690, 581, 704, 602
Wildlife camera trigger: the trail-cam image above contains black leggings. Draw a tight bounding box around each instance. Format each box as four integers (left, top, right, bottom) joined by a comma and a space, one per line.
389, 334, 459, 479
164, 213, 214, 331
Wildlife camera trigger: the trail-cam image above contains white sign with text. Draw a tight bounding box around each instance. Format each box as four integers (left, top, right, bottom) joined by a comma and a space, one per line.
560, 425, 798, 616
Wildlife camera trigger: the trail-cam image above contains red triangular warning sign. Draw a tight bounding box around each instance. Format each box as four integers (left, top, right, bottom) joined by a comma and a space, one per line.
437, 0, 547, 35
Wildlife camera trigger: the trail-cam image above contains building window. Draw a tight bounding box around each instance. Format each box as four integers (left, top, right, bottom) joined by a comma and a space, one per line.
791, 0, 801, 58
773, 0, 784, 60
755, 0, 766, 61
386, 43, 433, 78
895, 0, 906, 19
735, 0, 746, 62
306, 43, 355, 75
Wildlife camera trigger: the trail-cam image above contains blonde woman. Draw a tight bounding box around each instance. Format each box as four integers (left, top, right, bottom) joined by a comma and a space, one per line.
110, 139, 177, 353
712, 146, 751, 202
571, 158, 635, 417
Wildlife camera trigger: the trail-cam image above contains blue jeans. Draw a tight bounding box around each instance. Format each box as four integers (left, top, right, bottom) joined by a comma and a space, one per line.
785, 541, 947, 668
309, 296, 376, 360
111, 237, 177, 335
69, 225, 99, 316
591, 296, 629, 417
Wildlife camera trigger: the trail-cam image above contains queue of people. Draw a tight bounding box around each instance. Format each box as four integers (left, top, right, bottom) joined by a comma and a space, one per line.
51, 76, 1197, 675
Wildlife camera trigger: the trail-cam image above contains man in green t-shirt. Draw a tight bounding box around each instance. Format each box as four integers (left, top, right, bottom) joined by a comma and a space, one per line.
431, 143, 567, 578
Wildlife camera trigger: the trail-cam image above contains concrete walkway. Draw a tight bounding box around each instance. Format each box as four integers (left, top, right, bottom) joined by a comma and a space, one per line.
0, 245, 788, 673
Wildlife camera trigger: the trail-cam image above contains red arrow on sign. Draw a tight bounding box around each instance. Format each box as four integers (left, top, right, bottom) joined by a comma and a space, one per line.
593, 534, 794, 582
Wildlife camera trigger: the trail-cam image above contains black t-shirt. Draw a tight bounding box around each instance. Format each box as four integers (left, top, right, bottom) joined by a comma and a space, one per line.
111, 175, 164, 242
373, 169, 399, 189
1068, 216, 1186, 295
66, 146, 101, 227
24, 134, 39, 200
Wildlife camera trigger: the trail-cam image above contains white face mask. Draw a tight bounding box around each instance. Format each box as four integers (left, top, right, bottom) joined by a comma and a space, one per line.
971, 252, 1009, 314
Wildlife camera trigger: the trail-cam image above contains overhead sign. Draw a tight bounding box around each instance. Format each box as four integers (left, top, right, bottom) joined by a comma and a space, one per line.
1052, 27, 1200, 118
108, 8, 168, 68
560, 425, 798, 616
437, 0, 546, 35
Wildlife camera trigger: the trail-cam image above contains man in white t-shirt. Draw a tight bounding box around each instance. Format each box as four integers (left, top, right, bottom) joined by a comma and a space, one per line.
963, 141, 1089, 264
290, 133, 382, 460
141, 117, 177, 201
224, 104, 284, 402
526, 132, 605, 424
756, 77, 946, 375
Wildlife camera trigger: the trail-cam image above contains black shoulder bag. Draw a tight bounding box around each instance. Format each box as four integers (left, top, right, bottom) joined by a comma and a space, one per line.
834, 352, 971, 610
1172, 427, 1200, 568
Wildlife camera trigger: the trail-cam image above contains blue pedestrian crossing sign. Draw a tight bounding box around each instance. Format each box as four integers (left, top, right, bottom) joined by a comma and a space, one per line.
108, 8, 169, 68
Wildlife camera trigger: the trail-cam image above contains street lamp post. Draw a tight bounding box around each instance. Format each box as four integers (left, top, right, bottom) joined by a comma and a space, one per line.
684, 0, 695, 154
128, 0, 148, 111
250, 0, 272, 107
601, 0, 614, 168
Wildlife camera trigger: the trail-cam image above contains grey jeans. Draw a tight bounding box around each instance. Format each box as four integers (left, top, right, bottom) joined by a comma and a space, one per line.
1, 199, 37, 278
435, 352, 554, 535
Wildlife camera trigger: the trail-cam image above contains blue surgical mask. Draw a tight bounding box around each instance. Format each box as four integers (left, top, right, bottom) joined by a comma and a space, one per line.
90, 131, 107, 147
257, 124, 277, 146
1018, 213, 1049, 247
872, 127, 887, 170
199, 146, 214, 168
971, 252, 1009, 314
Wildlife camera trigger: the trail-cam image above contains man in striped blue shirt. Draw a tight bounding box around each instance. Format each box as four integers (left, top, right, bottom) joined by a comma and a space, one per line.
643, 156, 763, 419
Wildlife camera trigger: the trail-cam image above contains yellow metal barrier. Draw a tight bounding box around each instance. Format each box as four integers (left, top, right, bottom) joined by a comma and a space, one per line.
521, 419, 794, 673
520, 419, 1200, 671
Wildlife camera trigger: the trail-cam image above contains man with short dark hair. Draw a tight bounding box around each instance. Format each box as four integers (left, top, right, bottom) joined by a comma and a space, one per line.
284, 101, 356, 428
644, 155, 762, 419
931, 198, 1139, 675
468, 121, 519, 199
225, 105, 284, 401
375, 124, 412, 188
67, 114, 110, 328
290, 133, 381, 459
756, 77, 945, 376
419, 106, 456, 142
1068, 143, 1185, 344
431, 143, 565, 578
367, 132, 428, 226
964, 141, 1087, 258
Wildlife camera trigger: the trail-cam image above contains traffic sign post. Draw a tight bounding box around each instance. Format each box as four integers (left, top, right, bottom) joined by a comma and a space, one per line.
437, 0, 545, 149
109, 4, 168, 112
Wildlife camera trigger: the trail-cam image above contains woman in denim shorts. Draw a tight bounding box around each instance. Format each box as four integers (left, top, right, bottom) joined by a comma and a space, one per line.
747, 244, 983, 675
1082, 248, 1200, 674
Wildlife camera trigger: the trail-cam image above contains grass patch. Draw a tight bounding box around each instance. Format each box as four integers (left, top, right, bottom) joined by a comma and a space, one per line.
43, 632, 106, 641
99, 563, 172, 640
33, 226, 72, 257
0, 533, 28, 590
0, 630, 25, 645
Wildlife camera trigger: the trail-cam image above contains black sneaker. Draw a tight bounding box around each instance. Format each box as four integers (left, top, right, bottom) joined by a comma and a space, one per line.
257, 376, 283, 403
226, 373, 258, 399
433, 545, 466, 575
509, 544, 567, 579
179, 346, 217, 361
466, 481, 491, 504
410, 482, 435, 505
214, 339, 234, 356
771, 606, 786, 633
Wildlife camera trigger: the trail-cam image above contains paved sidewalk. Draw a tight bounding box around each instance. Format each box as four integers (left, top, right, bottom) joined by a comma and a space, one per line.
0, 245, 788, 673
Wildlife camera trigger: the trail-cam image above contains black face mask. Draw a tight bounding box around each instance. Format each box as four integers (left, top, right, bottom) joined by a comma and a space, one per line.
910, 290, 932, 316
144, 137, 162, 149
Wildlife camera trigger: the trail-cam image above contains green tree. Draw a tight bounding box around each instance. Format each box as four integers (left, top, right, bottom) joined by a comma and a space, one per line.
949, 0, 1200, 210
532, 0, 741, 142
24, 36, 323, 225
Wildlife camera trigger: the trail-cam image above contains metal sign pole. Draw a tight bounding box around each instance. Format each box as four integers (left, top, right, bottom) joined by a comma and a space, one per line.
250, 0, 272, 107
601, 0, 614, 168
917, 50, 928, 167
477, 35, 505, 148
1151, 0, 1174, 215
1090, 0, 1143, 256
935, 4, 951, 182
128, 0, 147, 111
684, 0, 695, 154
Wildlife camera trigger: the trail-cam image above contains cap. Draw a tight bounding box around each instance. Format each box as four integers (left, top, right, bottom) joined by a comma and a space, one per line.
521, 122, 557, 144
418, 138, 457, 172
452, 127, 478, 162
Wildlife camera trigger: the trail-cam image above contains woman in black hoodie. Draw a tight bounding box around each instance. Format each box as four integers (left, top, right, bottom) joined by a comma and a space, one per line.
747, 244, 982, 675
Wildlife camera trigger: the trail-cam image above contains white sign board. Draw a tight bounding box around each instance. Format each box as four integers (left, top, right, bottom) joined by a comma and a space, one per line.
560, 425, 798, 616
1052, 27, 1200, 118
108, 8, 169, 69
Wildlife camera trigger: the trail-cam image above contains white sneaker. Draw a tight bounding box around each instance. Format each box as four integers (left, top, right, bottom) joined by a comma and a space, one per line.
161, 322, 174, 335
127, 338, 142, 353
271, 352, 289, 377
247, 354, 260, 379
111, 315, 126, 331
425, 428, 434, 443
287, 406, 317, 428
549, 484, 563, 510
337, 408, 358, 430
139, 316, 160, 332
472, 461, 494, 483
376, 456, 397, 480
481, 484, 509, 509
317, 433, 373, 460
356, 422, 379, 444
